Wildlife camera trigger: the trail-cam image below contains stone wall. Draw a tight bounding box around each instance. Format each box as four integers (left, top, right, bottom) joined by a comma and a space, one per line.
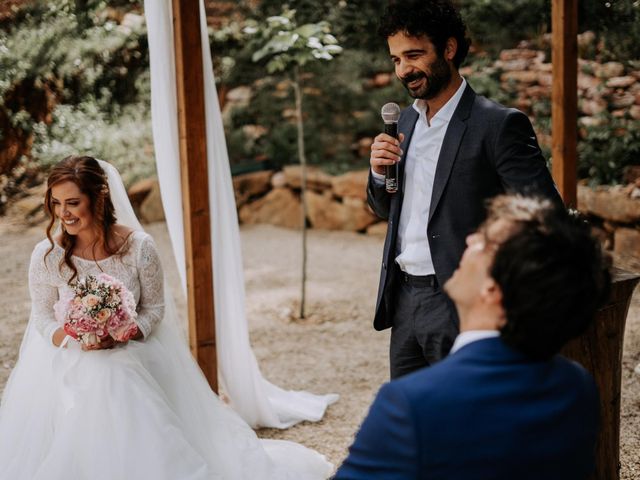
463, 40, 640, 152
578, 180, 640, 267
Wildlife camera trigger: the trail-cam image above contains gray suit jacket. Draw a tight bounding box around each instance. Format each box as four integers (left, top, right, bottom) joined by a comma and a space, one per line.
368, 84, 561, 331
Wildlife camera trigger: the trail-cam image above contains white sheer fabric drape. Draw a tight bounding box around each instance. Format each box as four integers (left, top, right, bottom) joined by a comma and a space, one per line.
144, 0, 338, 428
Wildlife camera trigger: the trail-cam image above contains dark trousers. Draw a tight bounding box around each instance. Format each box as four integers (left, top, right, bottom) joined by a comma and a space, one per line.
389, 270, 459, 379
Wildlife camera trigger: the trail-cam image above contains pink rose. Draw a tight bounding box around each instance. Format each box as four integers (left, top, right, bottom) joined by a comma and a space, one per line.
110, 323, 139, 342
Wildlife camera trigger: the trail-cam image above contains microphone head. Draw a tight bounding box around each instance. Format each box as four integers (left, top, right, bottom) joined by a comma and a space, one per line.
381, 102, 401, 124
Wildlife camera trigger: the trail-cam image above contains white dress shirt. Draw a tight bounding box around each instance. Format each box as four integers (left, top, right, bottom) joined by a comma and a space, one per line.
449, 330, 500, 355
373, 78, 467, 275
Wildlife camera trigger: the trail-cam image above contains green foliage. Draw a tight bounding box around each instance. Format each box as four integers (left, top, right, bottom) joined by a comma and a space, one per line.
0, 0, 152, 184
579, 0, 640, 62
248, 7, 343, 73
3, 0, 639, 192
460, 0, 551, 54
31, 101, 154, 185
252, 0, 386, 50
578, 115, 640, 185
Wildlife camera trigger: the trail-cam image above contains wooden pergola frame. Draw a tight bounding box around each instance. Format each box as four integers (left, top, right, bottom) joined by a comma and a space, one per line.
171, 1, 633, 478
172, 0, 217, 392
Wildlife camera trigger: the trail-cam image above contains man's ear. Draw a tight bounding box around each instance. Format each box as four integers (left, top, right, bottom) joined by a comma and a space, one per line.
482, 279, 507, 328
481, 278, 502, 307
445, 37, 458, 62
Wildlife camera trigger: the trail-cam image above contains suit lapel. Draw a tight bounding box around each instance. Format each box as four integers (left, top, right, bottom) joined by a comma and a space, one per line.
428, 85, 475, 224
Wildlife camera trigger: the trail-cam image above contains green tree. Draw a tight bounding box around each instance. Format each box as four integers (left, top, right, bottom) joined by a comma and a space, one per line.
248, 8, 342, 319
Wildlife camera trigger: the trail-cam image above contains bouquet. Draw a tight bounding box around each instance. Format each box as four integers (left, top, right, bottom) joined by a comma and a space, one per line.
54, 273, 139, 346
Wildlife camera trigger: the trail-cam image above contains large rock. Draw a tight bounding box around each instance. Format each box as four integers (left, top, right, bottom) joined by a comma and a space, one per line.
232, 170, 273, 207
611, 92, 636, 109
366, 222, 388, 236
580, 98, 607, 116
357, 137, 373, 158
139, 180, 165, 223
499, 49, 539, 61
497, 59, 530, 71
501, 71, 538, 85
283, 165, 333, 192
239, 187, 302, 229
127, 177, 156, 212
614, 228, 640, 258
331, 169, 369, 201
578, 184, 640, 224
536, 71, 553, 87
524, 85, 549, 99
597, 62, 625, 79
578, 73, 602, 91
305, 191, 376, 231
606, 76, 637, 89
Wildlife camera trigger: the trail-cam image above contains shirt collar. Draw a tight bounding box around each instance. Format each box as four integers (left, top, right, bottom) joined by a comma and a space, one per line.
450, 329, 500, 355
412, 77, 467, 123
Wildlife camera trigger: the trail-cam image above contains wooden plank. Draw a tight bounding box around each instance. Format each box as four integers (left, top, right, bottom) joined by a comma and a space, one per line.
172, 0, 218, 392
551, 0, 578, 207
562, 269, 640, 480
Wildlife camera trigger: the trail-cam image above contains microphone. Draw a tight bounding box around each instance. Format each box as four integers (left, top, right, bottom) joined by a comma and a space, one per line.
380, 102, 401, 193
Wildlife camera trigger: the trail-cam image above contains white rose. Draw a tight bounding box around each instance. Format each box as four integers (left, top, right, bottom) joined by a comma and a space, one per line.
82, 294, 101, 308
95, 308, 112, 324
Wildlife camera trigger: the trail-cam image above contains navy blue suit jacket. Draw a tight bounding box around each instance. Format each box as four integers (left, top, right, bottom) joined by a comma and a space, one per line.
335, 338, 598, 480
368, 84, 562, 330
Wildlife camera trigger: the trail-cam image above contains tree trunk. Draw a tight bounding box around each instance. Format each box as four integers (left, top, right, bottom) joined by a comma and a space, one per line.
293, 67, 308, 319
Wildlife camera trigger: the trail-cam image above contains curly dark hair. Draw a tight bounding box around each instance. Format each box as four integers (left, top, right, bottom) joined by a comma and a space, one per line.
378, 0, 471, 68
488, 197, 611, 359
44, 155, 120, 283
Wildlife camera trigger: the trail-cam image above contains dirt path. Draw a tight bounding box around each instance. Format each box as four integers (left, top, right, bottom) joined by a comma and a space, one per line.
1, 220, 638, 477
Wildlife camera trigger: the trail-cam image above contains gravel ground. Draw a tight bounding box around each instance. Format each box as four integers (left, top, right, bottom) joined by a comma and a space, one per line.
1, 218, 638, 477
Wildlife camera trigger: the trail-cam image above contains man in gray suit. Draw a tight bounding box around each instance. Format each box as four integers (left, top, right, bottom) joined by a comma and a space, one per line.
369, 0, 561, 378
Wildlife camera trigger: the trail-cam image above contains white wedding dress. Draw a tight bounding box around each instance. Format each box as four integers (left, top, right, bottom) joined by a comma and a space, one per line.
0, 232, 332, 479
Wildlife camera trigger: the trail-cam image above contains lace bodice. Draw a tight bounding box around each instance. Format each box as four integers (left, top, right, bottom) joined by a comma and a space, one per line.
28, 231, 165, 344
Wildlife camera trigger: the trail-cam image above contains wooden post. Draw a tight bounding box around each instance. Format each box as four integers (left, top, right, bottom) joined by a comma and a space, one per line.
551, 0, 578, 207
562, 269, 640, 480
172, 0, 218, 392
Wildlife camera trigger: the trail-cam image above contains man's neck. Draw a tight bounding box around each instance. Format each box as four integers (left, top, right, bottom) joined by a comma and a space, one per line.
424, 73, 463, 122
457, 305, 505, 333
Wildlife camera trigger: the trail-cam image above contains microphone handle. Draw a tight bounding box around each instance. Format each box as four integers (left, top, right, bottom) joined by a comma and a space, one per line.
384, 122, 399, 193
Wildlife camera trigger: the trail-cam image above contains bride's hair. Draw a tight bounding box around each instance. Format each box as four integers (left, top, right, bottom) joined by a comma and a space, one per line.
44, 155, 122, 283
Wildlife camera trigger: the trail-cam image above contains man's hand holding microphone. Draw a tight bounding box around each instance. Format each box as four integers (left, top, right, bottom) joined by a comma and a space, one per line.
371, 103, 404, 193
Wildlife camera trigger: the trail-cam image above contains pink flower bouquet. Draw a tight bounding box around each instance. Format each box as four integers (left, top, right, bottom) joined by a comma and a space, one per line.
54, 273, 138, 346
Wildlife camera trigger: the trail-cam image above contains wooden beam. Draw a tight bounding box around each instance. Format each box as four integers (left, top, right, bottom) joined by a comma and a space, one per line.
172, 0, 218, 392
551, 0, 578, 207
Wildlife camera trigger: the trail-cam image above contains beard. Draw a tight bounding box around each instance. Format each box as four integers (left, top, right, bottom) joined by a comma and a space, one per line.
401, 55, 452, 100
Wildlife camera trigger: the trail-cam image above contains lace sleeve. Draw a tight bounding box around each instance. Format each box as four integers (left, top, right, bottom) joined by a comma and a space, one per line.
135, 234, 165, 338
28, 242, 60, 344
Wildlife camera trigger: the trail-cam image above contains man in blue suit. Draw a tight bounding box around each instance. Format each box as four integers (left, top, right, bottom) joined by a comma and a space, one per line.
335, 194, 610, 480
369, 0, 562, 378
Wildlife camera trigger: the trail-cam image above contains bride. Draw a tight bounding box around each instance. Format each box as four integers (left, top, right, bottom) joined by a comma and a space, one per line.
0, 155, 333, 479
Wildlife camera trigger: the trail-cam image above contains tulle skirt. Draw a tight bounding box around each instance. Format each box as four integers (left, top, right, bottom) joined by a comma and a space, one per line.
0, 320, 332, 480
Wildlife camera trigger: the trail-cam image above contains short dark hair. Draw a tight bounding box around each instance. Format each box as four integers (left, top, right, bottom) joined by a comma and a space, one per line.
488, 196, 611, 359
378, 0, 471, 68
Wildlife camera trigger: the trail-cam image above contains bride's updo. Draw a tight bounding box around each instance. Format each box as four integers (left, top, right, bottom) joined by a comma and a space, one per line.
44, 155, 119, 281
